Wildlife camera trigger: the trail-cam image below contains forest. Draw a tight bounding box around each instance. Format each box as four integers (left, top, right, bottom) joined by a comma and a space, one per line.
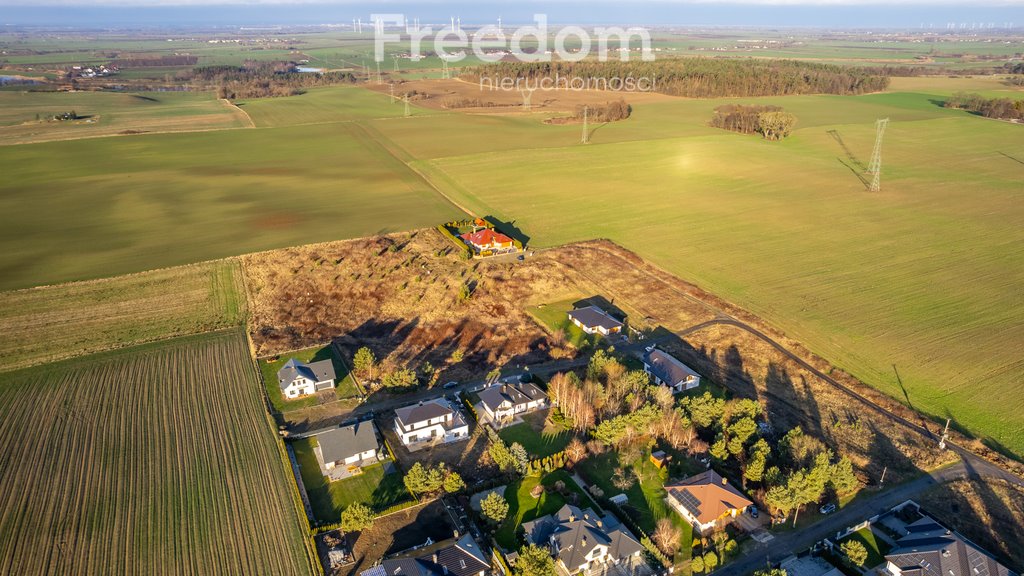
465, 58, 890, 98
181, 61, 357, 99
710, 104, 797, 140
944, 91, 1024, 120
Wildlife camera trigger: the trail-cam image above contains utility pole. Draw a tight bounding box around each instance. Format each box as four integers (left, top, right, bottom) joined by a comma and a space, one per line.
581, 106, 589, 144
376, 61, 382, 84
389, 83, 395, 103
939, 418, 951, 450
866, 117, 889, 192
880, 466, 888, 485
404, 94, 411, 117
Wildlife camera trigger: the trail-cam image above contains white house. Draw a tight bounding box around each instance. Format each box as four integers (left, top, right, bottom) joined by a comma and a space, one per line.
567, 306, 623, 336
642, 348, 701, 393
477, 381, 547, 425
665, 470, 752, 534
277, 358, 336, 399
315, 421, 381, 471
394, 398, 469, 446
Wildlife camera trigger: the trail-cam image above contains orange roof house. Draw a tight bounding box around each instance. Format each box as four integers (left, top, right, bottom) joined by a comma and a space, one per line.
460, 229, 515, 252
664, 470, 753, 533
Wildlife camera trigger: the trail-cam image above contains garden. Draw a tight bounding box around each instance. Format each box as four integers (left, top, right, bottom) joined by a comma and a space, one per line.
258, 344, 361, 413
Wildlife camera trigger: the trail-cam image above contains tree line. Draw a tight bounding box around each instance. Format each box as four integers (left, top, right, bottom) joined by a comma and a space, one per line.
944, 91, 1024, 121
464, 59, 890, 98
179, 60, 356, 99
709, 104, 798, 140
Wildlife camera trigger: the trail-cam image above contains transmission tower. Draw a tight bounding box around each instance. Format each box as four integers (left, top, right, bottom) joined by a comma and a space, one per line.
520, 88, 535, 111
581, 106, 589, 144
440, 56, 450, 80
375, 61, 382, 84
866, 117, 889, 192
389, 83, 395, 103
404, 94, 411, 117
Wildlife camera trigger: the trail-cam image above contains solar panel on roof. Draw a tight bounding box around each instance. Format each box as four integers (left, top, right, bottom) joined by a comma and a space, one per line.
677, 491, 702, 516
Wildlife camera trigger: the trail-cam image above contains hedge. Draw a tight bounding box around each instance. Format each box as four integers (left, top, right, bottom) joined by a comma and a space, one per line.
436, 224, 472, 258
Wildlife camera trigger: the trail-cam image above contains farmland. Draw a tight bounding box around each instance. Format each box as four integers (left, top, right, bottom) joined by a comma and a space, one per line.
0, 329, 317, 575
0, 260, 244, 372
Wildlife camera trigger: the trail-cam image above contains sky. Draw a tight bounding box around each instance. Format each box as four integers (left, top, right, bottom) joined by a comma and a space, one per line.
0, 1, 1021, 28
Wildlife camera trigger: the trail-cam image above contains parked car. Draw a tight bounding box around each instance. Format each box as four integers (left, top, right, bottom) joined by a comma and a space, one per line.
443, 381, 459, 389
748, 505, 759, 518
819, 503, 837, 515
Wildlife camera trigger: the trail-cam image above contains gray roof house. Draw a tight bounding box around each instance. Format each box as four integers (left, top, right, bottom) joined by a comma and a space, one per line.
522, 504, 643, 575
316, 421, 381, 471
359, 534, 490, 576
394, 398, 470, 447
567, 306, 624, 336
477, 382, 548, 424
642, 348, 701, 393
277, 358, 336, 399
884, 516, 1015, 576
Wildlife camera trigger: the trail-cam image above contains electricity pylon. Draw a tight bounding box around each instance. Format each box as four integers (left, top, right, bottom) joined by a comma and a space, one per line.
404, 94, 411, 117
866, 117, 889, 192
581, 106, 589, 144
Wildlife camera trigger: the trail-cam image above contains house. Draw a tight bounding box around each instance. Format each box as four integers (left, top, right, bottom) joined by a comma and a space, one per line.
884, 515, 1015, 576
642, 348, 701, 393
277, 357, 336, 399
360, 534, 490, 576
779, 555, 844, 576
567, 306, 623, 336
522, 504, 643, 576
665, 469, 753, 534
460, 228, 516, 253
477, 381, 547, 424
315, 420, 381, 471
394, 398, 470, 446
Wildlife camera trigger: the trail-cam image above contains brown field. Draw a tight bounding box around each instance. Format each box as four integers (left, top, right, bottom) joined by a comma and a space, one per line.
242, 230, 962, 484
340, 500, 455, 576
0, 330, 317, 576
918, 478, 1024, 571
366, 78, 676, 113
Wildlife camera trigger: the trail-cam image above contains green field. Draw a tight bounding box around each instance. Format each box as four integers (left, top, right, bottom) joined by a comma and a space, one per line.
0, 330, 316, 575
493, 469, 597, 549
0, 90, 249, 144
237, 85, 436, 127
291, 439, 411, 523
497, 412, 574, 458
527, 299, 598, 349
838, 527, 892, 568
0, 260, 244, 372
258, 344, 361, 412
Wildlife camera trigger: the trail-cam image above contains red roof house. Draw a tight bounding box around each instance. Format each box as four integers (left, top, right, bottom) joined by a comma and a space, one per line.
460, 229, 515, 252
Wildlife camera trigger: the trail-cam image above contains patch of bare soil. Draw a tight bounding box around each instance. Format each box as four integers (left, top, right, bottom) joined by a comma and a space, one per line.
378, 417, 497, 484
365, 78, 674, 113
341, 500, 456, 576
917, 478, 1024, 572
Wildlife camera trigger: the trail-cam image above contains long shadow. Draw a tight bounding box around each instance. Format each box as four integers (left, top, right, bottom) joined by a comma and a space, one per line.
573, 295, 628, 322
838, 157, 871, 189
484, 215, 531, 246
998, 151, 1024, 166
827, 129, 866, 171
865, 420, 920, 487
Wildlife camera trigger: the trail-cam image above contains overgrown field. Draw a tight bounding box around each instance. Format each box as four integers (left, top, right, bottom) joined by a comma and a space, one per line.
0, 260, 244, 371
0, 90, 249, 144
0, 330, 317, 575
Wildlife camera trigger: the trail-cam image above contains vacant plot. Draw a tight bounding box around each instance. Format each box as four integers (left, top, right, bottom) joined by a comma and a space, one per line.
0, 90, 249, 144
0, 330, 317, 575
527, 299, 598, 350
0, 121, 460, 289
497, 411, 574, 459
258, 344, 361, 413
0, 259, 244, 372
291, 440, 411, 523
415, 86, 1024, 458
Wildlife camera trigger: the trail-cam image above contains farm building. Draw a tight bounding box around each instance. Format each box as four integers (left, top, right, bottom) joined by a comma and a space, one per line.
567, 305, 623, 336
394, 398, 469, 446
314, 420, 381, 472
642, 347, 701, 393
277, 357, 336, 399
477, 381, 548, 426
665, 470, 753, 534
522, 504, 644, 575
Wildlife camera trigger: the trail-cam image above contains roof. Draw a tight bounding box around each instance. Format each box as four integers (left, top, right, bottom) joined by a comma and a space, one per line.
477, 382, 546, 413
522, 505, 642, 570
395, 399, 455, 427
317, 421, 378, 464
885, 517, 1015, 576
365, 535, 490, 576
567, 306, 623, 331
643, 348, 700, 386
779, 555, 844, 576
277, 358, 336, 391
460, 228, 514, 247
664, 470, 753, 525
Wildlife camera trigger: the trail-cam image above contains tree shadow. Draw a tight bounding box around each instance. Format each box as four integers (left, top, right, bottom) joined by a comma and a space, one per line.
573, 295, 628, 322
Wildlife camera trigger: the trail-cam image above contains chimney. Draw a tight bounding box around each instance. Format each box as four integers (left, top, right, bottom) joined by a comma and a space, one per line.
453, 530, 460, 539
433, 554, 439, 564
722, 477, 728, 486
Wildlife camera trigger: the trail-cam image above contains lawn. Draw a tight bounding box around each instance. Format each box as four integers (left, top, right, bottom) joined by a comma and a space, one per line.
839, 527, 892, 568
291, 439, 411, 523
414, 83, 1024, 459
0, 329, 317, 575
493, 469, 597, 549
258, 345, 361, 413
497, 411, 574, 459
527, 299, 598, 350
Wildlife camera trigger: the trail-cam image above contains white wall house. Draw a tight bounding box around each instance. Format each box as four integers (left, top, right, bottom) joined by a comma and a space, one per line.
278, 358, 336, 399
394, 399, 469, 446
316, 421, 381, 471
665, 470, 752, 534
567, 305, 624, 336
477, 381, 548, 424
643, 348, 701, 393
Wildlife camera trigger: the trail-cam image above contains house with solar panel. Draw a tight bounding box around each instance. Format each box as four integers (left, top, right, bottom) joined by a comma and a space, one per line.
567, 305, 623, 336
359, 534, 490, 576
394, 398, 470, 447
664, 470, 753, 534
277, 357, 336, 399
642, 347, 701, 393
522, 504, 644, 576
883, 511, 1015, 576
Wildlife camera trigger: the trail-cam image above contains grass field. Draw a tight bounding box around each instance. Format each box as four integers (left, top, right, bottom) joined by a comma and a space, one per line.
838, 527, 891, 568
494, 469, 596, 549
497, 411, 574, 458
527, 299, 598, 349
291, 439, 410, 523
237, 85, 435, 128
0, 90, 249, 144
0, 260, 244, 372
258, 344, 361, 412
0, 330, 317, 575
410, 86, 1024, 459
0, 120, 460, 289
